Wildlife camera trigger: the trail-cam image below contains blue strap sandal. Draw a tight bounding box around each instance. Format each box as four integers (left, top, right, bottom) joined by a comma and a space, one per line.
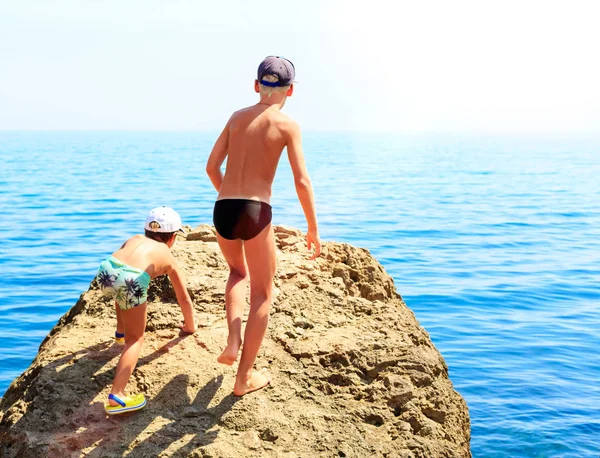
105, 393, 146, 415
115, 332, 125, 345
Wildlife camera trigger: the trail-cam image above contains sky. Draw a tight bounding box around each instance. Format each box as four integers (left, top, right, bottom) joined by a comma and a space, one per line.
0, 0, 599, 132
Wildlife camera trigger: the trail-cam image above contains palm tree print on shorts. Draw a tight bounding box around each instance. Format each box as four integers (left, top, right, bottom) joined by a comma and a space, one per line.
124, 278, 144, 306
97, 271, 116, 289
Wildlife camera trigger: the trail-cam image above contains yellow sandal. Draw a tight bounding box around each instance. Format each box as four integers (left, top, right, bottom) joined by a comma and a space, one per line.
105, 393, 146, 415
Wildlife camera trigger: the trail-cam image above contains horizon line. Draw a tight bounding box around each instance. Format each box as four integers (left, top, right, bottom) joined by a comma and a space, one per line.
1, 129, 600, 136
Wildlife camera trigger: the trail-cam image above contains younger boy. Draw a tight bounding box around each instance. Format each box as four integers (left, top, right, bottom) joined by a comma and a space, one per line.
96, 206, 197, 415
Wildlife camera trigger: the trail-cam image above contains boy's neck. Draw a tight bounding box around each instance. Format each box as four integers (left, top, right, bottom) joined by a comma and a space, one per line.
258, 94, 286, 110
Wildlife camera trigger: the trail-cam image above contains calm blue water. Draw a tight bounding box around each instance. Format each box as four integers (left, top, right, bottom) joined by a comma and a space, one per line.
1, 131, 599, 457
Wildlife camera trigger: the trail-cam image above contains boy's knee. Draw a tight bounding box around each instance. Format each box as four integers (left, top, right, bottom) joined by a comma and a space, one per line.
250, 288, 271, 305
125, 333, 144, 345
230, 266, 248, 280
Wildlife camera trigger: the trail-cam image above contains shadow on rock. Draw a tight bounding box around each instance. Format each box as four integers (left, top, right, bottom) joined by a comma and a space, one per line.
49, 336, 237, 457
0, 340, 122, 458
120, 374, 239, 457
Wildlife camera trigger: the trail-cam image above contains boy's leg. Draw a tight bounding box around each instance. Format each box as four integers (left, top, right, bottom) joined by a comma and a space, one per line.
115, 301, 125, 335
109, 302, 147, 405
234, 223, 276, 396
216, 234, 248, 365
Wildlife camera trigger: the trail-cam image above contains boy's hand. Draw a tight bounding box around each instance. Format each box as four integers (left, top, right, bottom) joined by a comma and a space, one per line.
179, 316, 198, 334
307, 229, 321, 260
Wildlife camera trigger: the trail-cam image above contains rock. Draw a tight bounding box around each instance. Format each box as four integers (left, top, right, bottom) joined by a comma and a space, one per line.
187, 224, 218, 242
0, 226, 471, 457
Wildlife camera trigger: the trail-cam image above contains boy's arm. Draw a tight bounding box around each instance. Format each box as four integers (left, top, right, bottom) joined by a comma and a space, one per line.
205, 118, 231, 192
165, 255, 197, 333
286, 121, 321, 259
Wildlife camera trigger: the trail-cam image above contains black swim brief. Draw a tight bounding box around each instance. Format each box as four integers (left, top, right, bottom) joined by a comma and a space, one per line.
213, 199, 272, 241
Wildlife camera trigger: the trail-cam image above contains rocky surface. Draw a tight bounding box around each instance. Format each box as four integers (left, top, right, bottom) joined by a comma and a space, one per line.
0, 225, 471, 457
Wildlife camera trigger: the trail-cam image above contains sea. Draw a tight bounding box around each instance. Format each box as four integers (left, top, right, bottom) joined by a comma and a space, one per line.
0, 131, 598, 457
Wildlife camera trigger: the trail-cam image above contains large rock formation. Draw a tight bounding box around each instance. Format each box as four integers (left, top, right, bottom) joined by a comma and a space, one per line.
0, 226, 471, 457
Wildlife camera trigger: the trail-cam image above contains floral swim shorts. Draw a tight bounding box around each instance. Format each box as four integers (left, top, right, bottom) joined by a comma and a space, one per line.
97, 256, 151, 310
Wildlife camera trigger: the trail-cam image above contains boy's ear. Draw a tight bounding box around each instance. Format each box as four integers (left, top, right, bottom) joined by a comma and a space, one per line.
287, 84, 294, 97
254, 80, 260, 93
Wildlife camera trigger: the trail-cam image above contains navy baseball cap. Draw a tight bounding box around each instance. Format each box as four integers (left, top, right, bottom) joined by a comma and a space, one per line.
257, 56, 296, 87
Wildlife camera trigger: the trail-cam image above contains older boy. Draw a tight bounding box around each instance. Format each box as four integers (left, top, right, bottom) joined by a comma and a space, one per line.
97, 206, 197, 414
206, 56, 321, 396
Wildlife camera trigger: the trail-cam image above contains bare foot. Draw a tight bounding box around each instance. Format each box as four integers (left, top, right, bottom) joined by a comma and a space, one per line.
217, 343, 240, 366
233, 368, 271, 396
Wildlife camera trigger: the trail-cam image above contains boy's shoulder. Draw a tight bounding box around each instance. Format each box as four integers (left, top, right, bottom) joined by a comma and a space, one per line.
265, 109, 300, 133
145, 237, 175, 271
148, 238, 171, 254
120, 233, 143, 249
230, 106, 298, 124
129, 234, 171, 256
277, 115, 300, 138
230, 105, 255, 119
228, 106, 300, 141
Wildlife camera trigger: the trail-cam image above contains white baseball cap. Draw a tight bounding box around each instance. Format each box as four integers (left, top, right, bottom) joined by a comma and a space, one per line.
144, 206, 184, 233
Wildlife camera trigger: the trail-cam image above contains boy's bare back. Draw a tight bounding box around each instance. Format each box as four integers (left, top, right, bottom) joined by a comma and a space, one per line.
210, 104, 303, 204
111, 234, 174, 279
